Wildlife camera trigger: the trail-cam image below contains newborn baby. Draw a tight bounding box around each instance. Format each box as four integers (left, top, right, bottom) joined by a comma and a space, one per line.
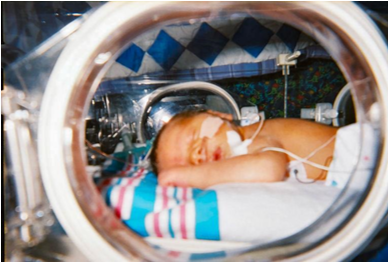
150, 110, 338, 189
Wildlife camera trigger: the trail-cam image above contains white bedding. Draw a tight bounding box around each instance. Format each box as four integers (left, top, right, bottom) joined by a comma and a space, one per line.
212, 179, 340, 243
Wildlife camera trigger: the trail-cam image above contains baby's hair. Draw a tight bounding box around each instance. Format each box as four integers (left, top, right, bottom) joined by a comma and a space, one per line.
150, 109, 207, 175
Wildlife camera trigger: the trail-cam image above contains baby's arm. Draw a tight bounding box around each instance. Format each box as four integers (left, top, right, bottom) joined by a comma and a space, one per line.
158, 150, 287, 189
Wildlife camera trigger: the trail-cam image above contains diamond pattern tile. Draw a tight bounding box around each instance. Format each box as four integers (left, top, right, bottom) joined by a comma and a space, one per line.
109, 15, 317, 77
147, 30, 185, 71
232, 17, 274, 58
276, 24, 301, 52
116, 44, 145, 72
186, 23, 229, 65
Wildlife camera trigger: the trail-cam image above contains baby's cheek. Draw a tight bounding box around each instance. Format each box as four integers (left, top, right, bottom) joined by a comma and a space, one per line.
212, 147, 222, 161
223, 142, 232, 159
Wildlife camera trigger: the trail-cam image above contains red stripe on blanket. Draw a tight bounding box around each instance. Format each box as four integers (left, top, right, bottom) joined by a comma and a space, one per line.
162, 187, 168, 209
153, 213, 163, 238
114, 168, 144, 218
153, 187, 168, 238
180, 188, 187, 239
168, 251, 180, 258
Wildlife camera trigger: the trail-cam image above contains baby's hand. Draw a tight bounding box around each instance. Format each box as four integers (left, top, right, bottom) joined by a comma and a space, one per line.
158, 168, 189, 188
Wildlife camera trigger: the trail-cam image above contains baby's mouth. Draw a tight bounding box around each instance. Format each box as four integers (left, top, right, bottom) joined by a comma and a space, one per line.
213, 147, 222, 161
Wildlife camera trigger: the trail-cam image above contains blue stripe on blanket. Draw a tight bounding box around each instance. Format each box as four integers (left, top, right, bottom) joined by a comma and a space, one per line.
168, 209, 175, 238
190, 251, 226, 261
194, 190, 220, 240
105, 186, 113, 207
123, 171, 157, 237
192, 188, 203, 198
168, 187, 181, 238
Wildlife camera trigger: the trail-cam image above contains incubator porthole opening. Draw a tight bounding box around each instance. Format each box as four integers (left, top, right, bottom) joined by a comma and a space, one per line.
3, 2, 386, 262
39, 1, 386, 260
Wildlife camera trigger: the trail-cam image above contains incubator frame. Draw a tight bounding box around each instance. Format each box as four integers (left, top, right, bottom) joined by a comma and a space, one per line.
3, 2, 386, 261
137, 81, 242, 143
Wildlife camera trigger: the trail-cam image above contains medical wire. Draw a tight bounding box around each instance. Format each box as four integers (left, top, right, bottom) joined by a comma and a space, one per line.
289, 135, 336, 183
119, 147, 152, 169
238, 117, 368, 183
249, 112, 336, 172
250, 112, 265, 141
303, 135, 336, 161
284, 134, 337, 183
293, 156, 333, 184
137, 147, 152, 167
261, 147, 331, 171
234, 111, 332, 172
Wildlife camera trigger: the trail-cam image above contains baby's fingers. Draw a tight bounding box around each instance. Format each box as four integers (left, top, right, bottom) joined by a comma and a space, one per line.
158, 169, 189, 188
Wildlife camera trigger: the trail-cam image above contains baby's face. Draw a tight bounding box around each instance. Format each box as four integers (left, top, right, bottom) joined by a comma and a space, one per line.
157, 113, 235, 172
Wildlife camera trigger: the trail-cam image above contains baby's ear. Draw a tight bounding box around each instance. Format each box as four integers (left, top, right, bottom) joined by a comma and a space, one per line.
189, 138, 207, 165
206, 110, 233, 121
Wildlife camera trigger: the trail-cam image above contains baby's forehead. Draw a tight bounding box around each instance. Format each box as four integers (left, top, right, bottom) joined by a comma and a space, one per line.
170, 113, 225, 135
170, 113, 210, 127
156, 115, 201, 170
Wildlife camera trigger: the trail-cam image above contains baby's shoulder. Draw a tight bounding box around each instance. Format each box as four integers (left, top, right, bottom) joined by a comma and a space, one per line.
251, 135, 283, 153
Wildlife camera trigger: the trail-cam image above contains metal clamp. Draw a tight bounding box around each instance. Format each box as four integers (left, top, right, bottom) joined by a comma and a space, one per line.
277, 51, 301, 76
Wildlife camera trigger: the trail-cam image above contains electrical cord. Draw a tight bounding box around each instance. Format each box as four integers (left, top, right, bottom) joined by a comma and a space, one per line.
261, 146, 332, 171
250, 112, 265, 141
303, 135, 336, 161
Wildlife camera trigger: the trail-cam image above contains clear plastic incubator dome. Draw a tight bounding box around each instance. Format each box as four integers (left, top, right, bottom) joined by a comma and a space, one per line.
3, 2, 387, 262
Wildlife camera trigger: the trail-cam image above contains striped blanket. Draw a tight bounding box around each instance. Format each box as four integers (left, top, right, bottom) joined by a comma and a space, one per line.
97, 167, 343, 243
98, 169, 221, 240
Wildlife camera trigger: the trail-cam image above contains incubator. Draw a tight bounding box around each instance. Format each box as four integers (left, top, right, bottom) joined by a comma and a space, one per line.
2, 2, 387, 261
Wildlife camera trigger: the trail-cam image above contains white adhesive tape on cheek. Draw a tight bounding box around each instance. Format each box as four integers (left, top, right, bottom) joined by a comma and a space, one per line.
200, 116, 224, 138
226, 130, 242, 146
227, 130, 252, 157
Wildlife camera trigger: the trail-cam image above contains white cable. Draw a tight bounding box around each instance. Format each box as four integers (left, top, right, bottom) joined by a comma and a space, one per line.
303, 134, 336, 160
143, 147, 152, 161
134, 147, 152, 168
250, 112, 265, 141
261, 146, 331, 171
126, 150, 151, 168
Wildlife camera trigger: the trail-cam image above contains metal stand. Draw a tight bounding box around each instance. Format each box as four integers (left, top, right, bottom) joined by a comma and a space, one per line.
277, 51, 301, 118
